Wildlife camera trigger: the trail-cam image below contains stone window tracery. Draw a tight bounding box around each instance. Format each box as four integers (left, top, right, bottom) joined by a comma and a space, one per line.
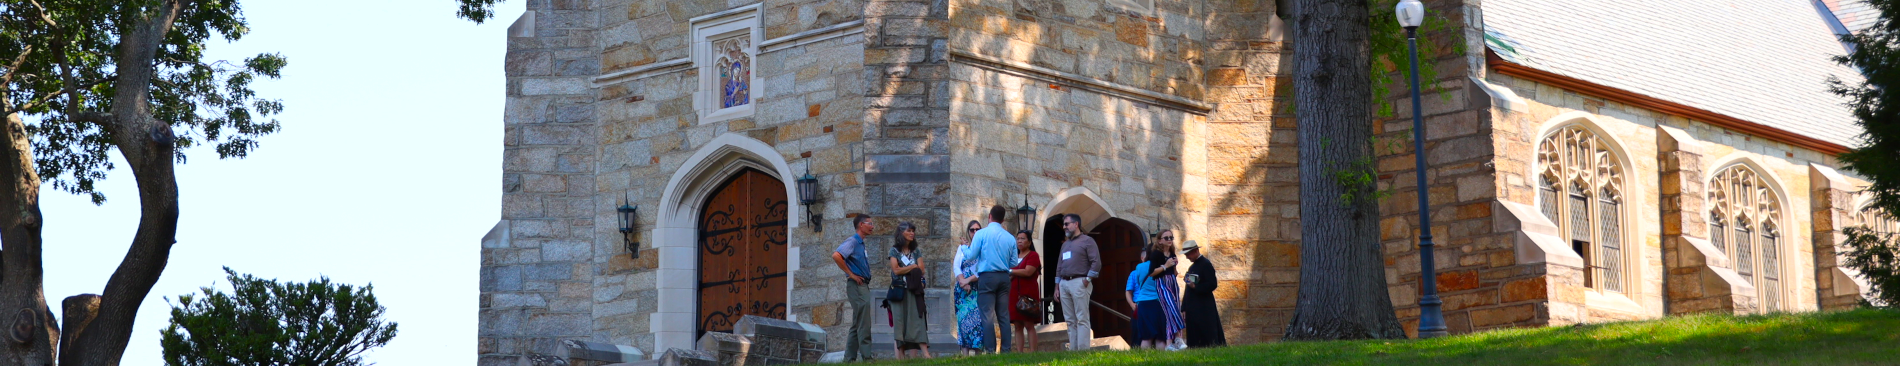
1854, 203, 1899, 235
1707, 164, 1784, 312
1536, 126, 1627, 293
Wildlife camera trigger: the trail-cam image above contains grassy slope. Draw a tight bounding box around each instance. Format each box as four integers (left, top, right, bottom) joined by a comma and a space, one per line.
879, 309, 1900, 366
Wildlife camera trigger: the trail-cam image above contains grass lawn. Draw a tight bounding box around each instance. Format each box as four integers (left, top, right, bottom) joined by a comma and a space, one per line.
876, 309, 1900, 365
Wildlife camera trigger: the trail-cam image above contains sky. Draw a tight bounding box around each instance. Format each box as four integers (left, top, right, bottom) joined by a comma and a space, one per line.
39, 1, 524, 363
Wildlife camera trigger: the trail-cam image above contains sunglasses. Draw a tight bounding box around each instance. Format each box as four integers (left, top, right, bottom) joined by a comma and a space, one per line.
1161, 236, 1174, 241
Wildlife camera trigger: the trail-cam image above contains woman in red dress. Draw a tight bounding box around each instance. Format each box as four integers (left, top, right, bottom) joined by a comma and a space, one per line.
1007, 230, 1042, 352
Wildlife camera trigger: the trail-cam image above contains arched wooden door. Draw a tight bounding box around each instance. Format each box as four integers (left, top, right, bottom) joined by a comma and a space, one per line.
1089, 218, 1145, 344
696, 169, 790, 338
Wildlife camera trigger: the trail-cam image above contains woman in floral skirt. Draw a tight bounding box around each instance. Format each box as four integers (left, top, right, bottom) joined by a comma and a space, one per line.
953, 220, 985, 355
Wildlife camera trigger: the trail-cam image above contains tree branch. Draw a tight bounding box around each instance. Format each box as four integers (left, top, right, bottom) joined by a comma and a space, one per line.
0, 46, 31, 87
8, 76, 120, 116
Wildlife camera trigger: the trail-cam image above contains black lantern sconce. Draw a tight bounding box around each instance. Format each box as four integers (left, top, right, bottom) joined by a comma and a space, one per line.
616, 193, 640, 257
797, 164, 822, 232
1015, 193, 1037, 237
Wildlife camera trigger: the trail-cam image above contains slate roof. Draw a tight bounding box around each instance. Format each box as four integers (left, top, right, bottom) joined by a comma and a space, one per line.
1825, 0, 1881, 33
1483, 0, 1866, 148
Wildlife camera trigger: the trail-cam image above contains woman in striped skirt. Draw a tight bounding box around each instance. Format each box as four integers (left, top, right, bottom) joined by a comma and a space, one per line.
1151, 229, 1188, 351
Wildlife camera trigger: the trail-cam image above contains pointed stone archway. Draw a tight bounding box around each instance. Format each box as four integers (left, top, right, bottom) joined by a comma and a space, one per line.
1035, 186, 1145, 345
652, 133, 803, 353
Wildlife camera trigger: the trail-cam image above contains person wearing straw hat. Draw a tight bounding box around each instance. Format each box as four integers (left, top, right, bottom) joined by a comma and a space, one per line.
1179, 239, 1227, 348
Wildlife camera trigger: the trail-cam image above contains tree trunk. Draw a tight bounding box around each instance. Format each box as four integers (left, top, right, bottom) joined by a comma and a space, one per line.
61, 3, 188, 365
0, 97, 58, 366
0, 2, 190, 365
1283, 0, 1406, 340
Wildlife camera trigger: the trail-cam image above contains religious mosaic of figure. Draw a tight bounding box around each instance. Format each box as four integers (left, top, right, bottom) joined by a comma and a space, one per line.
715, 35, 752, 109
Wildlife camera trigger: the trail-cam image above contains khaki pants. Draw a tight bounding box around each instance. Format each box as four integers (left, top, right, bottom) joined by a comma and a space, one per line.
845, 281, 872, 360
1058, 278, 1093, 351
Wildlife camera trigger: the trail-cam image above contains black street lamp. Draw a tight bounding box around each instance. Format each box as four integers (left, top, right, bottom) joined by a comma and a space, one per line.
797, 164, 822, 232
1396, 0, 1447, 339
616, 194, 640, 257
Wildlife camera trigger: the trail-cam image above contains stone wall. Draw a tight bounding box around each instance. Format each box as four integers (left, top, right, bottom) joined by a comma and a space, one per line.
942, 0, 1286, 345
1482, 53, 1842, 320
484, 0, 873, 363
484, 0, 609, 364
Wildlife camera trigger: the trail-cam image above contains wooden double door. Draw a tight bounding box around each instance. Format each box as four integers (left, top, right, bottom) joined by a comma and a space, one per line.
696, 169, 790, 338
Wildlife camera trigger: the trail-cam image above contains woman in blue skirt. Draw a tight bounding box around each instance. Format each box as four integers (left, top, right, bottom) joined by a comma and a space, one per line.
1124, 247, 1168, 349
953, 220, 985, 355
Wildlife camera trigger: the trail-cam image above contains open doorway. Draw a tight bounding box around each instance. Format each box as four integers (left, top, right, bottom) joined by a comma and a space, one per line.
1039, 215, 1145, 345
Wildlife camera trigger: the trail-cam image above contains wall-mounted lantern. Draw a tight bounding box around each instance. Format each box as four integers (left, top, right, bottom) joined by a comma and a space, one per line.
797, 164, 821, 232
1015, 193, 1037, 237
617, 194, 640, 257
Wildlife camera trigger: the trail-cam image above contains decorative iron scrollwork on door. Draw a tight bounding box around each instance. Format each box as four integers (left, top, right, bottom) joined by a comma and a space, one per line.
697, 169, 791, 337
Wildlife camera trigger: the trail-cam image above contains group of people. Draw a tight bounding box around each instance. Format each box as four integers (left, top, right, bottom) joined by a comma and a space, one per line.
828, 206, 1226, 362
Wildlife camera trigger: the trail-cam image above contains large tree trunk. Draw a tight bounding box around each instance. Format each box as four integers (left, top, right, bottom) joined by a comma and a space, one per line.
0, 2, 188, 365
0, 97, 58, 366
61, 3, 187, 365
1283, 0, 1406, 340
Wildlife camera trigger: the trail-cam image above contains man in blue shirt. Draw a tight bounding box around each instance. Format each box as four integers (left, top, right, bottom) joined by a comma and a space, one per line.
831, 214, 874, 361
963, 205, 1017, 353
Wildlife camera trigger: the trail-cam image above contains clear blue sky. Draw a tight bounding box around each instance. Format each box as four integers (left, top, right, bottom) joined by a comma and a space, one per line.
40, 1, 523, 363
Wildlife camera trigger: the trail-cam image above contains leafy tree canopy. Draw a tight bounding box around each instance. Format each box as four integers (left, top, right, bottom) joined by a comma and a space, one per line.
160, 267, 397, 366
1, 0, 286, 204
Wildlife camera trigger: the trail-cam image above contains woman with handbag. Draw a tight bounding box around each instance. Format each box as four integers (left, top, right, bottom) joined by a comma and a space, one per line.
886, 222, 932, 359
1007, 230, 1042, 353
953, 220, 985, 355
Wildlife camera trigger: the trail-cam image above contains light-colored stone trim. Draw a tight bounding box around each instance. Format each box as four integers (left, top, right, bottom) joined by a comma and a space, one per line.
1040, 186, 1119, 232
689, 3, 764, 24
1526, 112, 1645, 300
690, 5, 764, 125
949, 51, 1215, 114
651, 133, 803, 355
760, 20, 865, 53
592, 57, 691, 86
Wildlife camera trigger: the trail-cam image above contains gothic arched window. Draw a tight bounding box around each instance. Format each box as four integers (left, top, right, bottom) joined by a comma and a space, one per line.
1708, 164, 1784, 311
1855, 202, 1900, 235
1536, 126, 1627, 293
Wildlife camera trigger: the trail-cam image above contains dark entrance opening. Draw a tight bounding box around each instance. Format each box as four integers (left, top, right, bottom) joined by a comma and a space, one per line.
1037, 215, 1144, 345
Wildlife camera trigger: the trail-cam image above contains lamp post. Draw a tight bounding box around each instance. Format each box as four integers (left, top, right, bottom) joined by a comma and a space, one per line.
1396, 0, 1447, 339
616, 194, 640, 257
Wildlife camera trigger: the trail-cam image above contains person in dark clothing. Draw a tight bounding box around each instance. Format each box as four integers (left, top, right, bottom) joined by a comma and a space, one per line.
1179, 240, 1226, 348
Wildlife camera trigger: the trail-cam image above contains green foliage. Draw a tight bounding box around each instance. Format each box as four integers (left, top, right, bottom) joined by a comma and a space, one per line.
1368, 0, 1462, 117
1322, 136, 1403, 206
1842, 226, 1900, 307
160, 268, 397, 366
0, 0, 286, 204
1834, 0, 1900, 226
873, 309, 1900, 365
455, 0, 505, 24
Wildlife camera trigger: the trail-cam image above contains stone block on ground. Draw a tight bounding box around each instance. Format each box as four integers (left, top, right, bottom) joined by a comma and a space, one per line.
733, 315, 828, 344
1035, 323, 1069, 352
697, 332, 752, 366
658, 349, 720, 366
559, 340, 646, 364
1089, 336, 1130, 351
731, 315, 828, 363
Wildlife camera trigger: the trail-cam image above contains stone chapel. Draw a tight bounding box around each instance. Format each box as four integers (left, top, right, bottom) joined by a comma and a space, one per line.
479, 0, 1895, 363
